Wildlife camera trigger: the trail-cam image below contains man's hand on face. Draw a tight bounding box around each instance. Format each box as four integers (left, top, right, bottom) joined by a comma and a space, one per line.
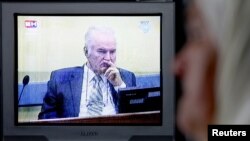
103, 61, 123, 86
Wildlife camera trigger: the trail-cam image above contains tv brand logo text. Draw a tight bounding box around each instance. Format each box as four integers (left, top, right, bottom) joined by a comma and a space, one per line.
81, 131, 98, 137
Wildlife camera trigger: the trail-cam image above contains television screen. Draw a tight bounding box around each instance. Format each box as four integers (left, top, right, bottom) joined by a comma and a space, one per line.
2, 2, 174, 141
16, 14, 162, 125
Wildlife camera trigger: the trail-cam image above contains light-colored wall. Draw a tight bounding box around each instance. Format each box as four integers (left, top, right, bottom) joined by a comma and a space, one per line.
18, 16, 161, 83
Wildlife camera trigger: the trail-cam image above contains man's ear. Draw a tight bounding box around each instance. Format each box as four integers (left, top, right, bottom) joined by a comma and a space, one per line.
84, 46, 88, 57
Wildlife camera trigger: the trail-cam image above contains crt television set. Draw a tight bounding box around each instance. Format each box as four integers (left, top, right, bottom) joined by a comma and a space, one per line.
1, 1, 174, 141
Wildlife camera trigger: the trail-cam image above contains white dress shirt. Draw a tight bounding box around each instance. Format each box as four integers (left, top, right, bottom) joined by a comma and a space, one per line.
78, 65, 126, 117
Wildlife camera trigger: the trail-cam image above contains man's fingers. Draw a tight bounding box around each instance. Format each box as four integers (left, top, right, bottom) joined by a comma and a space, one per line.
105, 68, 118, 80
104, 67, 115, 77
107, 71, 116, 80
103, 65, 122, 86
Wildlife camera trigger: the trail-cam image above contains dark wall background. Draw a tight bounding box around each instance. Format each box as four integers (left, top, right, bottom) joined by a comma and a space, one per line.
174, 0, 187, 140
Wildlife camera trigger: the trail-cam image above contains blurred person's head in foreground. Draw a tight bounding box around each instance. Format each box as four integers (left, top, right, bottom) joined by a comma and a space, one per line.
174, 0, 250, 141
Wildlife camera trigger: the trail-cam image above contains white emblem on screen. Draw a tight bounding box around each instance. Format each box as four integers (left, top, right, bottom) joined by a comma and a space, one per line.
139, 20, 151, 33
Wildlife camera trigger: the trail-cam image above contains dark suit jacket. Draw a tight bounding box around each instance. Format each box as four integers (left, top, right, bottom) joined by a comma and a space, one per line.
38, 66, 136, 119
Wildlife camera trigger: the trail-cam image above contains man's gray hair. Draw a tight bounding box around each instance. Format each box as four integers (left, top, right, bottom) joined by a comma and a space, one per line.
85, 26, 116, 50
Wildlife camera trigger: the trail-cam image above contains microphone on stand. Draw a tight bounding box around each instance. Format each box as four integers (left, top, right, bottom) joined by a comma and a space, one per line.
18, 75, 30, 105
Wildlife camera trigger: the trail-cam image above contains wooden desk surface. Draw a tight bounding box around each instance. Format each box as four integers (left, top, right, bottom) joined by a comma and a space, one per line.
24, 111, 161, 125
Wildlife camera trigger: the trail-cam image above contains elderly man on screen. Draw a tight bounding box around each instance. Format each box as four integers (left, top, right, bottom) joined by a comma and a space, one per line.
38, 26, 136, 119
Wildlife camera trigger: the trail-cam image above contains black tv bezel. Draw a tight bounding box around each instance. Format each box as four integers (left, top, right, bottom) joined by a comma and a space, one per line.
2, 2, 174, 140
14, 13, 163, 126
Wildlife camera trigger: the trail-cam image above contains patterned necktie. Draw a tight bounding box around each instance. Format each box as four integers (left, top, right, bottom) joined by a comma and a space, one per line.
87, 75, 104, 116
